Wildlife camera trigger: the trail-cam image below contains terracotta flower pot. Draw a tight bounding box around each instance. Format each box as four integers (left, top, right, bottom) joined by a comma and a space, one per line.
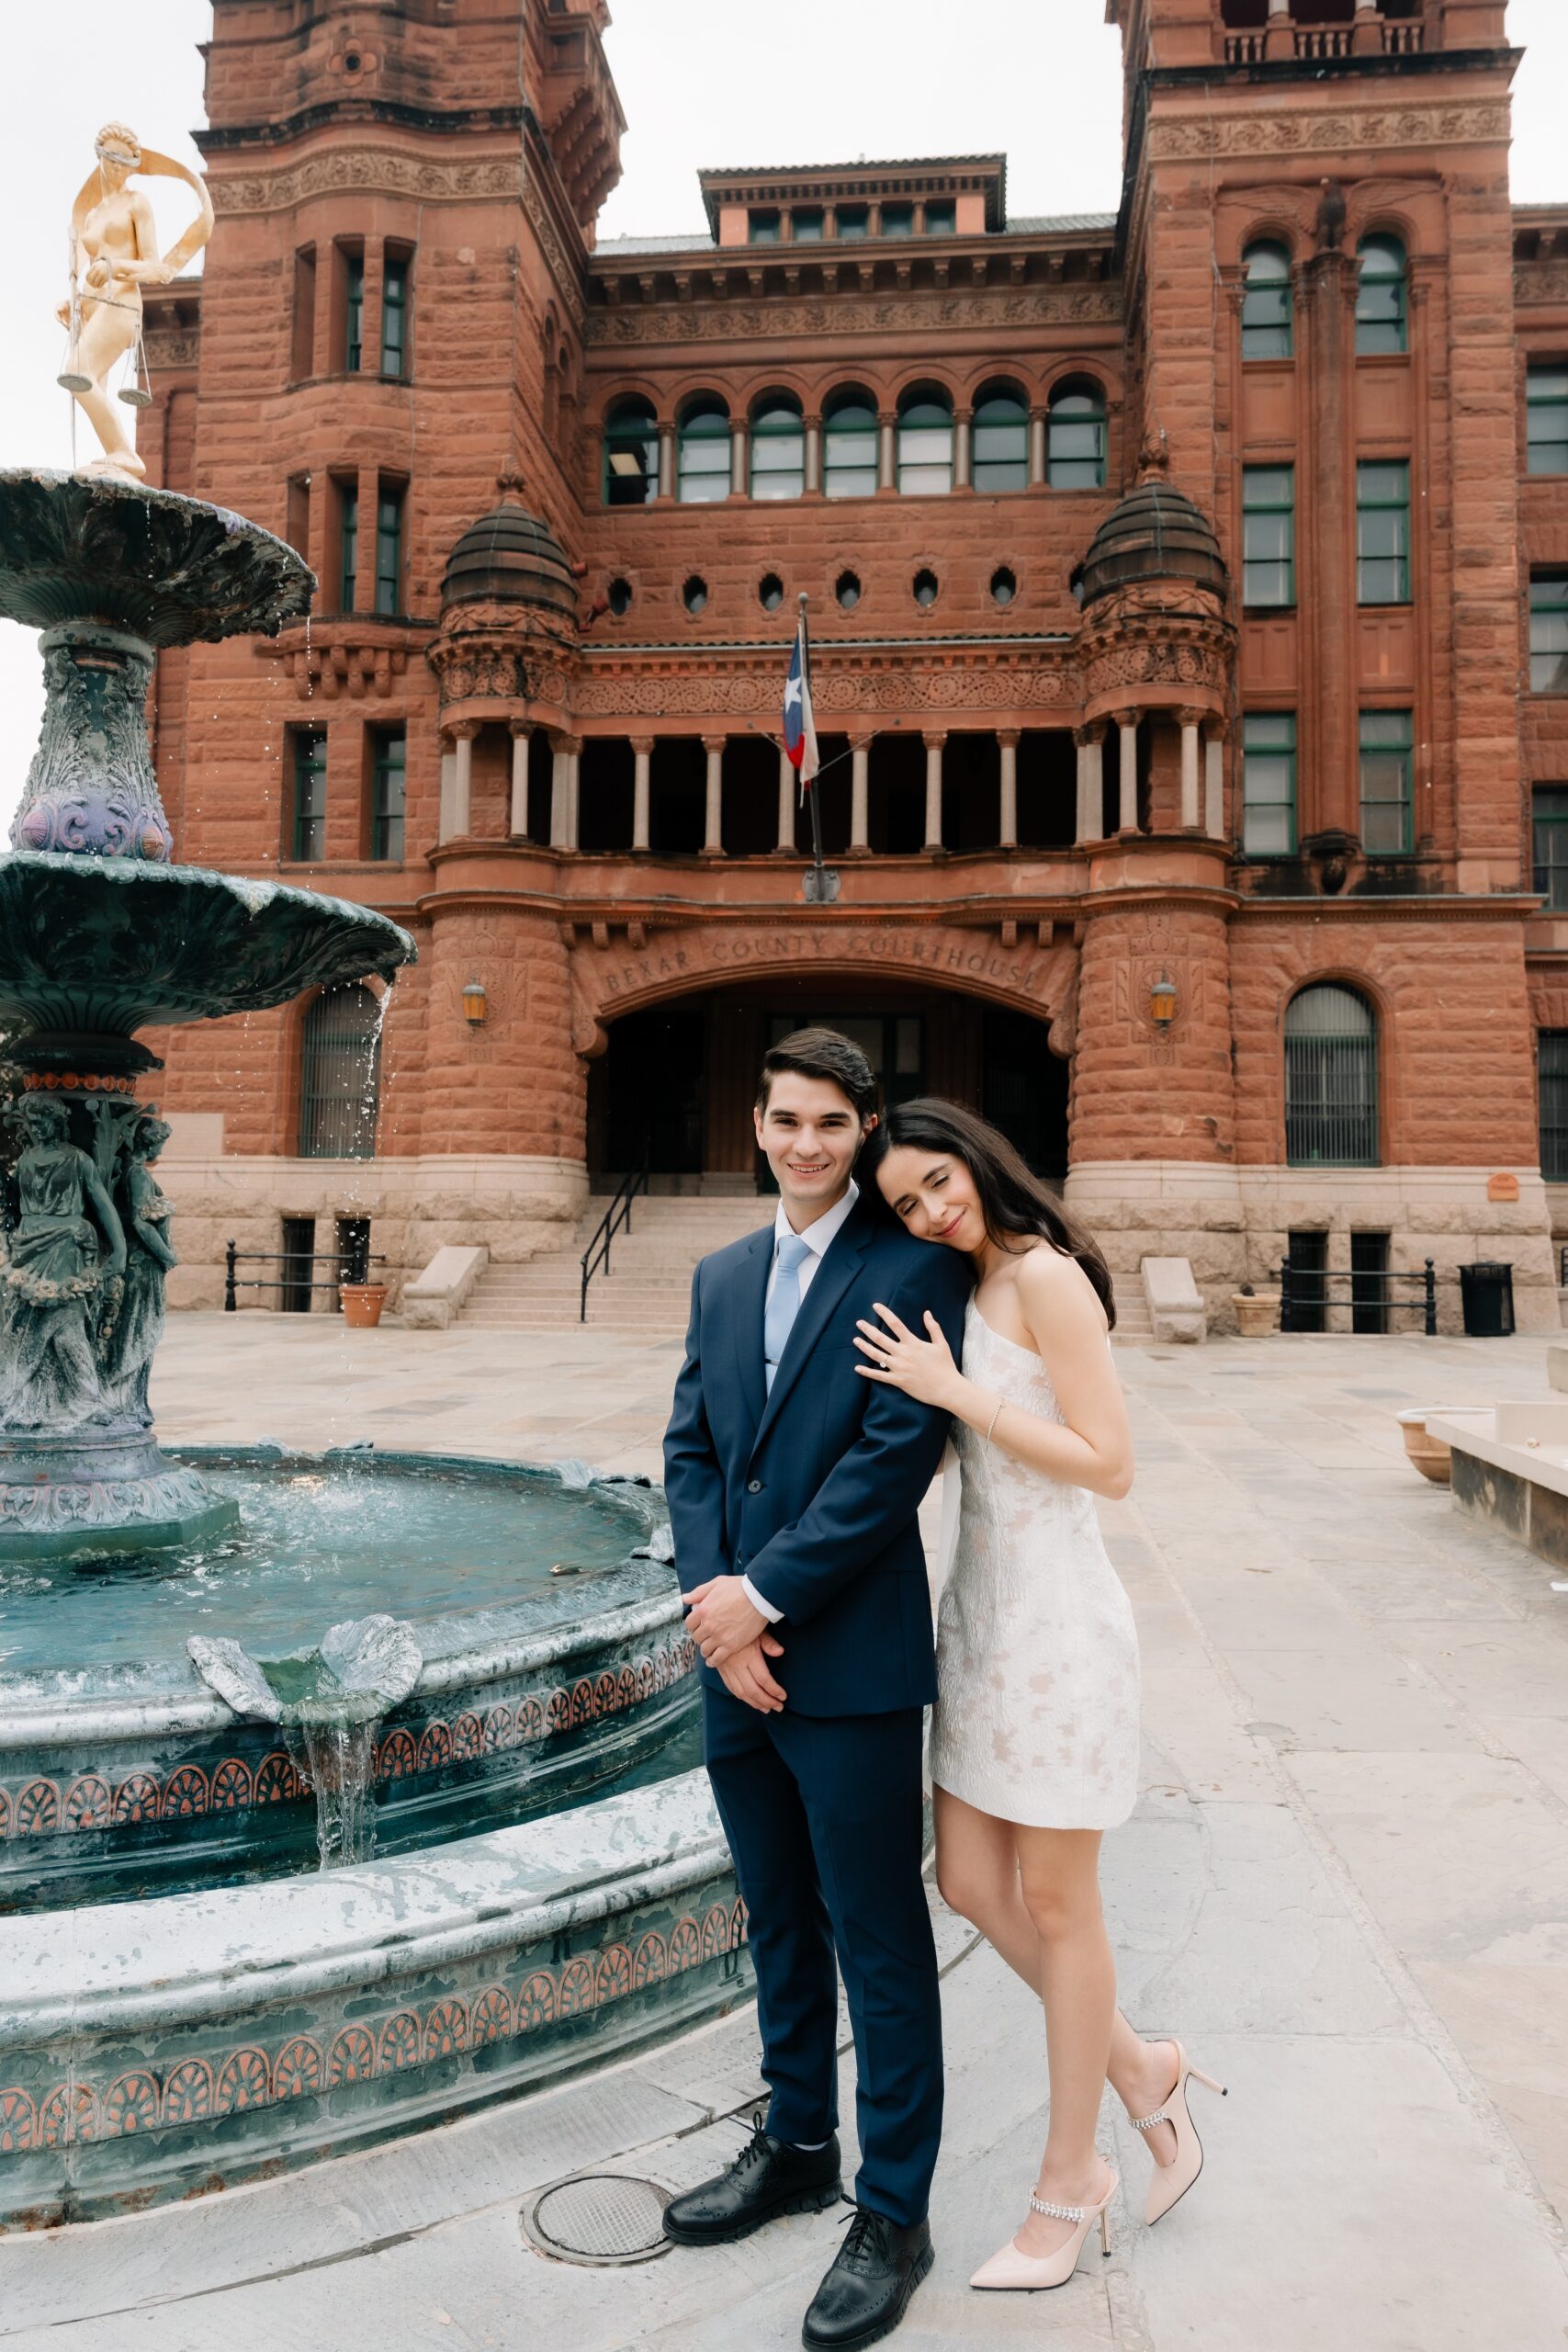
1395, 1409, 1454, 1486
340, 1282, 389, 1329
1231, 1292, 1279, 1339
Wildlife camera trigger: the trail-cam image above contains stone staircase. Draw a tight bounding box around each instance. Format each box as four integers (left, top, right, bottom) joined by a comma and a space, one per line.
458, 1195, 774, 1336
1111, 1267, 1155, 1345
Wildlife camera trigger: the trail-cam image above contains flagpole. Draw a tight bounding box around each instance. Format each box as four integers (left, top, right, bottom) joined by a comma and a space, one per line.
797, 592, 831, 901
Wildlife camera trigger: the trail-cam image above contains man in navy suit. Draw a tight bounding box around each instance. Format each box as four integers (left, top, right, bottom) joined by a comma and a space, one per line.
661, 1028, 971, 2350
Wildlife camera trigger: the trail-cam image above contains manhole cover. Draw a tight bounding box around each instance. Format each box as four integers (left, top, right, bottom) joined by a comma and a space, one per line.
524, 2173, 671, 2267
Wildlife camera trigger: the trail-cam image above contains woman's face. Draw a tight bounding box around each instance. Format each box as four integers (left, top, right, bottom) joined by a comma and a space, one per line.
875, 1145, 985, 1253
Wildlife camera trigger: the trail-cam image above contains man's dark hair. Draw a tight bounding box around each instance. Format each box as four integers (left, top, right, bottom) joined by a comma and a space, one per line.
756, 1026, 876, 1121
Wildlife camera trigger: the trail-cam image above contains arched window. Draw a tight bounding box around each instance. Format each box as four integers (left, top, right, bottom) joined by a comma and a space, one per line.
1046, 380, 1107, 489
897, 388, 953, 495
1241, 242, 1293, 361
750, 393, 805, 500
971, 384, 1029, 494
299, 983, 381, 1160
823, 388, 878, 499
677, 395, 731, 503
602, 396, 658, 506
1357, 234, 1407, 356
1284, 984, 1378, 1168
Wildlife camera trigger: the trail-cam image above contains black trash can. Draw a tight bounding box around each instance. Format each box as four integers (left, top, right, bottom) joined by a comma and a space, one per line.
1459, 1261, 1516, 1338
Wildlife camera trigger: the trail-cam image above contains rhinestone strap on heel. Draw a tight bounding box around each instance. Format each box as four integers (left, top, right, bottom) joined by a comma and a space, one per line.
969, 2170, 1118, 2291
1133, 2041, 1227, 2225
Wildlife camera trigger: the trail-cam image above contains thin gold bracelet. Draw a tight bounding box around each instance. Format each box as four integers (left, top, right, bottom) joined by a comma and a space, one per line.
984, 1396, 1006, 1445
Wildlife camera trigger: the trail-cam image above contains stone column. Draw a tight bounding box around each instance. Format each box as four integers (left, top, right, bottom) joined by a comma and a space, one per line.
657, 423, 674, 501
703, 735, 726, 857
567, 743, 581, 847
998, 730, 1020, 849
877, 410, 896, 493
1204, 727, 1225, 840
438, 734, 458, 843
451, 721, 476, 839
1305, 249, 1359, 836
1179, 709, 1203, 832
923, 730, 946, 854
1029, 405, 1046, 487
1075, 724, 1105, 844
953, 408, 973, 492
850, 740, 871, 854
776, 745, 795, 853
804, 414, 822, 496
509, 723, 530, 837
1265, 0, 1294, 57
631, 737, 653, 853
1117, 714, 1140, 835
355, 461, 378, 610
549, 736, 575, 851
730, 420, 748, 498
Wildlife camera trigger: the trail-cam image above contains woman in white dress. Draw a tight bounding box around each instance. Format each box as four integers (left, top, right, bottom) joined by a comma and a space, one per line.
855, 1100, 1224, 2293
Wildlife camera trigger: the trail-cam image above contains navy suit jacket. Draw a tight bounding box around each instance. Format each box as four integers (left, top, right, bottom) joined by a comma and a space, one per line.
663, 1194, 973, 1716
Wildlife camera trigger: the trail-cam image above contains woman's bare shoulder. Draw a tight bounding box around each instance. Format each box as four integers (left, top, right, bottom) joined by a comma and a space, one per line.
1014, 1243, 1108, 1328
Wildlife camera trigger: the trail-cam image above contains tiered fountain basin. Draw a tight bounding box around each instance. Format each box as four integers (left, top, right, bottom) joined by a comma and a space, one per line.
0, 1769, 745, 2226
0, 1451, 698, 1911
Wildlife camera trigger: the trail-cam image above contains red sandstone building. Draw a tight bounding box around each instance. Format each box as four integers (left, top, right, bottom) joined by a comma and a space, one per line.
136, 0, 1568, 1331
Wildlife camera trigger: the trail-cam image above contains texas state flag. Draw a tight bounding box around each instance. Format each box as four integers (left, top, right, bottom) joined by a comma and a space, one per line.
783, 614, 820, 788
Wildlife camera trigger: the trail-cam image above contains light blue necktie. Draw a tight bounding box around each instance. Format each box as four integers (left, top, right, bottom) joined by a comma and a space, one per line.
763, 1232, 812, 1393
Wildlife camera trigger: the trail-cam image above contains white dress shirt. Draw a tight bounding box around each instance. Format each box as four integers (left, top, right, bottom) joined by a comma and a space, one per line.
743, 1180, 859, 1625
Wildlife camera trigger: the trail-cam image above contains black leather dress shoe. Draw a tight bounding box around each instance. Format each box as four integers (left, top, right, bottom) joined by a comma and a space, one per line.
663, 2113, 842, 2246
801, 2208, 934, 2350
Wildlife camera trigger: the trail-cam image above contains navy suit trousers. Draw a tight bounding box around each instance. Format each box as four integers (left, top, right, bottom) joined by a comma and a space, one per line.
703, 1683, 942, 2230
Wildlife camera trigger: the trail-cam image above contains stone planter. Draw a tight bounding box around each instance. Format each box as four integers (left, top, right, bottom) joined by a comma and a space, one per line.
340, 1282, 389, 1329
1232, 1292, 1278, 1338
1394, 1408, 1459, 1486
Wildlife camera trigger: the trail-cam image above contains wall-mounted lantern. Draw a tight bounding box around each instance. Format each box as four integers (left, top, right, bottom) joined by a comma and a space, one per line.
462, 978, 488, 1028
1149, 971, 1178, 1031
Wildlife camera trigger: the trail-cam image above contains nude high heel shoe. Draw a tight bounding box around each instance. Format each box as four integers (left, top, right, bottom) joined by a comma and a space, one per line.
1132, 2041, 1227, 2224
969, 2171, 1118, 2291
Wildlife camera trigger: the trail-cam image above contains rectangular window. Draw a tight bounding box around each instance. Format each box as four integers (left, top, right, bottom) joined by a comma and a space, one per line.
1350, 1231, 1390, 1336
286, 474, 310, 561
748, 209, 780, 244
1528, 363, 1568, 476
924, 199, 955, 235
1242, 466, 1295, 607
836, 205, 868, 241
1533, 786, 1568, 910
380, 254, 409, 378
292, 730, 327, 861
792, 207, 824, 242
880, 202, 913, 238
370, 729, 405, 862
338, 483, 358, 610
344, 253, 364, 372
1357, 460, 1411, 605
375, 485, 403, 616
1531, 574, 1568, 693
1242, 712, 1297, 856
1540, 1032, 1568, 1182
1359, 709, 1414, 855
290, 246, 316, 379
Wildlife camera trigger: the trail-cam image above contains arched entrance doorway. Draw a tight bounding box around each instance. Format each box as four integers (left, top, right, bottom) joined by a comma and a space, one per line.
588, 980, 1067, 1190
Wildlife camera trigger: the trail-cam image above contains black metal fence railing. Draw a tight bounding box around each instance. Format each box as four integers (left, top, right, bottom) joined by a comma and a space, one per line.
581, 1150, 651, 1321
1279, 1256, 1438, 1337
224, 1240, 387, 1313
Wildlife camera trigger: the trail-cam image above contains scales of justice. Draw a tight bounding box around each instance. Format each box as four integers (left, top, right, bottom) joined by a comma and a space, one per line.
0, 129, 415, 1559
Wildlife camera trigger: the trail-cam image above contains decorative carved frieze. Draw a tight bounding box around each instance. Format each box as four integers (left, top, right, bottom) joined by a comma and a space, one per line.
142, 330, 199, 371
1080, 639, 1229, 701
1146, 102, 1510, 165
568, 662, 1077, 718
210, 149, 522, 217
587, 284, 1122, 346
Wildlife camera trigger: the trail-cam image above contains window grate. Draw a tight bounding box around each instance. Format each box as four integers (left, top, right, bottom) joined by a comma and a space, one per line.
299, 984, 381, 1160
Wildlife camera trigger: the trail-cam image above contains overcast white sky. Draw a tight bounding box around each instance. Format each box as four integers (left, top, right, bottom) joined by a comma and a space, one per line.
1, 0, 1565, 831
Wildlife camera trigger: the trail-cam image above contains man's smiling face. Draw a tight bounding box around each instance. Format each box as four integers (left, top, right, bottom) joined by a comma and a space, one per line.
753, 1069, 870, 1226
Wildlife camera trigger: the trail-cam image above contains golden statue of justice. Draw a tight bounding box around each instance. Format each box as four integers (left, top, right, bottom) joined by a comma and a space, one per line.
56, 123, 214, 481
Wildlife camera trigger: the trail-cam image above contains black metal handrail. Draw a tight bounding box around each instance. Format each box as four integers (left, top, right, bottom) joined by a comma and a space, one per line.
1279, 1256, 1438, 1337
581, 1151, 651, 1321
224, 1241, 387, 1311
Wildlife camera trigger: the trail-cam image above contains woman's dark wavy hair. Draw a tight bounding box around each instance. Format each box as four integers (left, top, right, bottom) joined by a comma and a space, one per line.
860, 1097, 1116, 1329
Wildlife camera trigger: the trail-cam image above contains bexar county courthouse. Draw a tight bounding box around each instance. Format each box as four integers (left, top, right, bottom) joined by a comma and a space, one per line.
135, 0, 1568, 1333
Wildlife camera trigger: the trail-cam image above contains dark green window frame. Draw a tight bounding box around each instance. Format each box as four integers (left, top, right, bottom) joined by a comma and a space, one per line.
1285, 986, 1379, 1169
374, 487, 403, 616
1242, 466, 1295, 607
292, 730, 327, 862
677, 399, 731, 503
823, 392, 877, 498
1359, 709, 1415, 855
924, 199, 955, 235
1357, 235, 1408, 357
972, 390, 1029, 494
1531, 574, 1568, 694
1528, 365, 1568, 476
1242, 712, 1297, 857
897, 395, 953, 495
380, 254, 409, 379
748, 209, 780, 245
750, 397, 805, 501
338, 484, 358, 610
603, 399, 659, 506
881, 203, 914, 239
1533, 786, 1568, 910
1046, 384, 1107, 490
1241, 242, 1292, 361
1357, 460, 1411, 605
370, 729, 405, 862
1540, 1030, 1568, 1180
344, 253, 364, 372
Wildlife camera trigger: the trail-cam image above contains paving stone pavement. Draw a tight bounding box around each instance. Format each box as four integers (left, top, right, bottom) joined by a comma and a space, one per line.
7, 1316, 1568, 2346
